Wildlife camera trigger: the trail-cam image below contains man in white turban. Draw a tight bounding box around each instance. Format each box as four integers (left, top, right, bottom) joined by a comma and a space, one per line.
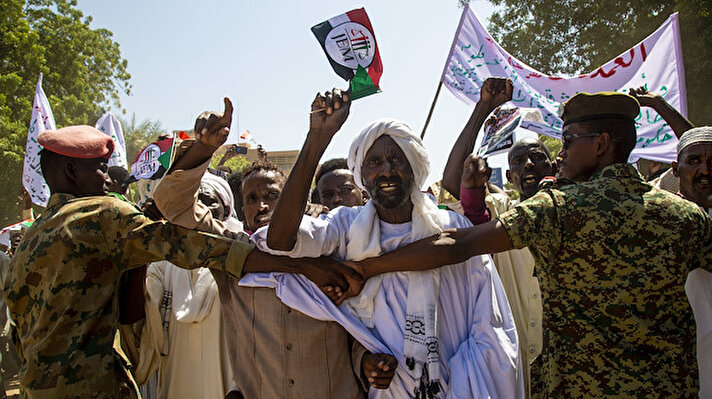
247, 89, 521, 398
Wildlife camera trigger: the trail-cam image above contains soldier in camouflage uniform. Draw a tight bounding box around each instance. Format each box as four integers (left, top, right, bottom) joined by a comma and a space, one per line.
3, 125, 358, 398
362, 92, 712, 397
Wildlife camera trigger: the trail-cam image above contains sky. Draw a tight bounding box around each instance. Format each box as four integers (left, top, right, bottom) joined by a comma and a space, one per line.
75, 0, 500, 188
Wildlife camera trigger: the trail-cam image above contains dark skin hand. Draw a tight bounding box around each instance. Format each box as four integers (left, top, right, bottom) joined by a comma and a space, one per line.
442, 77, 513, 199
169, 97, 234, 172
242, 248, 363, 305
266, 88, 351, 251
628, 86, 693, 138
218, 145, 239, 166
461, 154, 489, 189
362, 353, 398, 389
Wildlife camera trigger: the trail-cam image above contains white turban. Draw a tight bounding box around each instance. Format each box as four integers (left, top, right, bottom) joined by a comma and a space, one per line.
345, 118, 449, 393
200, 172, 234, 216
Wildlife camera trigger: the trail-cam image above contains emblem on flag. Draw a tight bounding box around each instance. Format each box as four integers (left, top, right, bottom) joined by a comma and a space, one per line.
312, 8, 383, 100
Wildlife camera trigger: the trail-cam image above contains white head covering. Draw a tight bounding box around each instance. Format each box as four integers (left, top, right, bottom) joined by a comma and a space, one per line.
345, 118, 448, 396
200, 172, 235, 214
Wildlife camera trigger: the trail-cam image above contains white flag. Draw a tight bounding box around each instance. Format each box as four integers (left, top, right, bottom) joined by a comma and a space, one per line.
95, 112, 127, 169
442, 9, 687, 163
22, 74, 56, 206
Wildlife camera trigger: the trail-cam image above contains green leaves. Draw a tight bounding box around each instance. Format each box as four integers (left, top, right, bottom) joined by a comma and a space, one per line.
470, 0, 711, 124
0, 0, 131, 225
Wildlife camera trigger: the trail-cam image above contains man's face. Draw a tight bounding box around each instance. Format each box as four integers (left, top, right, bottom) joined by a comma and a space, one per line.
75, 158, 111, 196
199, 183, 229, 222
241, 170, 284, 231
506, 141, 554, 199
317, 169, 364, 210
361, 136, 414, 210
557, 122, 600, 183
673, 143, 712, 208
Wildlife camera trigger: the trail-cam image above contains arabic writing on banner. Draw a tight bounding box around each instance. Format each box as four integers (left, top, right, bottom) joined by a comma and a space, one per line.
22, 74, 56, 206
96, 112, 128, 169
441, 8, 687, 163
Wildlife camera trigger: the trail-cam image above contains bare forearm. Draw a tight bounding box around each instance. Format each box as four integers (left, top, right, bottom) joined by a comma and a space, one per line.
357, 220, 512, 278
243, 248, 310, 274
442, 101, 495, 198
266, 133, 330, 250
647, 98, 694, 138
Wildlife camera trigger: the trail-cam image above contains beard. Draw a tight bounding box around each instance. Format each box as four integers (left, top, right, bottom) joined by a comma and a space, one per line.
366, 175, 412, 209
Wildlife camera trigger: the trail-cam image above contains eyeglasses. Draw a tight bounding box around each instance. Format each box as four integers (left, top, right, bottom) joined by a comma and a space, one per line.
561, 133, 601, 150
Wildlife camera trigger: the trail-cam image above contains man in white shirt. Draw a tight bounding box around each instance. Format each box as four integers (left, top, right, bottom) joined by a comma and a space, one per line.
250, 89, 521, 398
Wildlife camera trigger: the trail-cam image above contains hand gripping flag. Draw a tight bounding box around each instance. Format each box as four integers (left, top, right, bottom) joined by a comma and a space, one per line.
312, 8, 383, 100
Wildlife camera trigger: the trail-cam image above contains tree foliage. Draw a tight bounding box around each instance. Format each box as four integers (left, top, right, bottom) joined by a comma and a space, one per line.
461, 0, 711, 124
116, 114, 167, 164
0, 0, 130, 225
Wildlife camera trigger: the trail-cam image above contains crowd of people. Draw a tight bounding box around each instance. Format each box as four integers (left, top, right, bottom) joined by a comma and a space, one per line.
1, 76, 710, 399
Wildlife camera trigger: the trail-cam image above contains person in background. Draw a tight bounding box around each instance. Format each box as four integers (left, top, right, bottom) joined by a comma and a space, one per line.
362, 92, 712, 397
314, 157, 367, 210
152, 97, 369, 399
441, 76, 548, 398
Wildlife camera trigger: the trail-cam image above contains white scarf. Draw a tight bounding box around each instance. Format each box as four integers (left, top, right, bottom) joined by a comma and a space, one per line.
345, 118, 448, 397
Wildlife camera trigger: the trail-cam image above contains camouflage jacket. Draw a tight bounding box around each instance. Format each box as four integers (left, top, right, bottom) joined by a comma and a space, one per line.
499, 163, 712, 398
4, 193, 252, 398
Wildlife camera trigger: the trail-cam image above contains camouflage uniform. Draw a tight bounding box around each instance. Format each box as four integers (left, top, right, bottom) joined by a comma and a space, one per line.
4, 193, 252, 398
498, 163, 712, 398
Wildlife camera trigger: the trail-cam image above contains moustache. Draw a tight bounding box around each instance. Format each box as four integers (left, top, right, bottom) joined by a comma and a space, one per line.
253, 209, 272, 223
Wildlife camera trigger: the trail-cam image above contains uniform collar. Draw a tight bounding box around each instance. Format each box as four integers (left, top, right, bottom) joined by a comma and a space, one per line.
589, 163, 643, 182
46, 193, 78, 209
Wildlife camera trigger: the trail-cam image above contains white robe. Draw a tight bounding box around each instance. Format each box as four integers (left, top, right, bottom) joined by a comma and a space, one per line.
246, 206, 522, 398
137, 261, 233, 399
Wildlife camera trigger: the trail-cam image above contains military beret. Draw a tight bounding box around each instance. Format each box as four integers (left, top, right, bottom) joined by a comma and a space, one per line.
677, 126, 712, 155
560, 92, 640, 127
38, 125, 115, 159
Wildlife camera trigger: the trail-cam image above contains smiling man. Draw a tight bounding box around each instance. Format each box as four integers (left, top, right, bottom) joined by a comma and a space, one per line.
367, 92, 712, 397
255, 89, 520, 398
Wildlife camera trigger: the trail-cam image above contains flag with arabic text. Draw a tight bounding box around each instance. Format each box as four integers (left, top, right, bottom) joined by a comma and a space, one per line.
312, 8, 383, 100
442, 8, 686, 163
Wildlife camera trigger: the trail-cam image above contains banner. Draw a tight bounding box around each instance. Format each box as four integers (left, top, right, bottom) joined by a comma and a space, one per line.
95, 112, 128, 169
312, 8, 383, 100
126, 138, 174, 184
442, 8, 687, 163
22, 74, 57, 206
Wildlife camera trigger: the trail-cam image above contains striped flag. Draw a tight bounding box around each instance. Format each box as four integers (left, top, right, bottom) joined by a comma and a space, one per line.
126, 138, 174, 184
311, 8, 383, 100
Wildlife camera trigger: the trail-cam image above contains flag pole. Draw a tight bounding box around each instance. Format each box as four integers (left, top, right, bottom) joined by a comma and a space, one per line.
420, 81, 443, 140
421, 6, 469, 140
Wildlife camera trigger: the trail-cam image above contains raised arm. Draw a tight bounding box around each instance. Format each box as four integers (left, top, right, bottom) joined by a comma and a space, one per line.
442, 77, 512, 199
266, 89, 351, 251
169, 97, 234, 172
629, 86, 693, 138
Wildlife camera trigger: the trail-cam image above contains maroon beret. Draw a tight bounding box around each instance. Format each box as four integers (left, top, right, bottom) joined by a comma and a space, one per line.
38, 125, 115, 159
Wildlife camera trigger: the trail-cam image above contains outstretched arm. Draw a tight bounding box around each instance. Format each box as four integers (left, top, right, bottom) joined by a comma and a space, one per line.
442, 78, 512, 199
354, 220, 512, 279
266, 89, 351, 251
629, 87, 693, 139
